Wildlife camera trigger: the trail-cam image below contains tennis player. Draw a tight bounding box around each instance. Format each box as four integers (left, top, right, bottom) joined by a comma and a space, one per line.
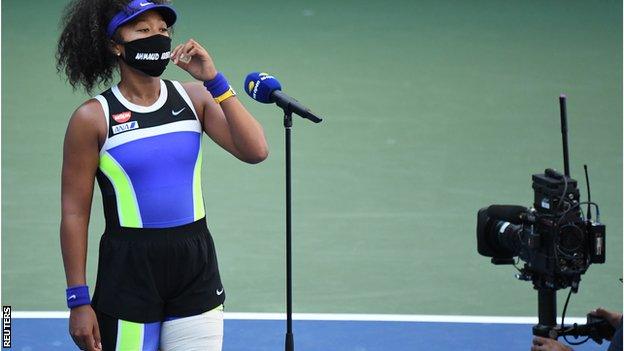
57, 0, 268, 350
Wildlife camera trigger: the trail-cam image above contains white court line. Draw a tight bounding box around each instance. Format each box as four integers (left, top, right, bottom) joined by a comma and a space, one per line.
12, 311, 586, 325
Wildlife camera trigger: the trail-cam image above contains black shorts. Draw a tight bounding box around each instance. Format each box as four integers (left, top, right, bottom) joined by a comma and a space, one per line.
91, 218, 225, 323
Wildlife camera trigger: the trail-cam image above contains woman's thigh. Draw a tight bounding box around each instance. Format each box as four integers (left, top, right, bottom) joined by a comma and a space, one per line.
96, 311, 161, 351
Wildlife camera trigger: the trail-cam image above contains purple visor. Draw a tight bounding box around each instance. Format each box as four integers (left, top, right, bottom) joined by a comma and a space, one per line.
107, 0, 177, 38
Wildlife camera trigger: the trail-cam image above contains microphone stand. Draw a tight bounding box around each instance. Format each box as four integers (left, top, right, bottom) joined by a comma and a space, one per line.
280, 106, 322, 351
284, 109, 294, 351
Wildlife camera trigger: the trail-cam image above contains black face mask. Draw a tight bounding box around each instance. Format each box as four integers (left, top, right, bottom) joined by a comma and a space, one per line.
119, 34, 172, 77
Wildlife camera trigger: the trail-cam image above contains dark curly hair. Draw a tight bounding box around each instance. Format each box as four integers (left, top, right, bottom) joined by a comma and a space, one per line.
56, 0, 171, 94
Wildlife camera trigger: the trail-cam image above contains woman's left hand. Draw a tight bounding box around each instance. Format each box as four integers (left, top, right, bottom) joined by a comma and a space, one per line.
171, 39, 218, 81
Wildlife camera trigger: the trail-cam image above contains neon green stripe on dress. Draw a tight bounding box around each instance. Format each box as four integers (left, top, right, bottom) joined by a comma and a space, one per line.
99, 152, 142, 227
116, 320, 143, 350
192, 147, 205, 220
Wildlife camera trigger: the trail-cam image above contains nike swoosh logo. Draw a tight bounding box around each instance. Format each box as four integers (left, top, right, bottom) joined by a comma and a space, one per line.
67, 295, 77, 301
216, 288, 224, 296
172, 108, 186, 116
140, 2, 153, 7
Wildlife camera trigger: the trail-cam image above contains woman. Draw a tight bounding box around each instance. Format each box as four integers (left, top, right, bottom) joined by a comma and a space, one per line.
56, 0, 268, 350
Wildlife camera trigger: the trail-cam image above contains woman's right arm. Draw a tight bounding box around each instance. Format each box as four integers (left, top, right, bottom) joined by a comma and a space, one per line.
60, 100, 105, 351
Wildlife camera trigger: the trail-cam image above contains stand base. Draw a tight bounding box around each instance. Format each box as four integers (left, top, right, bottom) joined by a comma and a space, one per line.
285, 332, 294, 351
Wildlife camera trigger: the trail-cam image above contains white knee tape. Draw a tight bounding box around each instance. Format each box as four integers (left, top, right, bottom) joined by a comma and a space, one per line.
160, 306, 224, 351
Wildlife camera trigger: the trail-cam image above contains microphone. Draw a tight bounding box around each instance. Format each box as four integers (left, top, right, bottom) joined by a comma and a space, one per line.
244, 72, 323, 123
487, 205, 532, 224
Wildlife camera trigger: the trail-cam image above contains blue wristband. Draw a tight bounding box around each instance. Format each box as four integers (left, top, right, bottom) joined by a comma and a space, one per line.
203, 73, 230, 98
66, 285, 90, 309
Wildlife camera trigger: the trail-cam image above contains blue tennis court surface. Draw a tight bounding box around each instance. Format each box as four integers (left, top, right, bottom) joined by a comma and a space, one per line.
11, 316, 609, 350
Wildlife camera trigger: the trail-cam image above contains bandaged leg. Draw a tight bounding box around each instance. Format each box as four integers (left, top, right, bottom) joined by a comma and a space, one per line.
160, 305, 224, 351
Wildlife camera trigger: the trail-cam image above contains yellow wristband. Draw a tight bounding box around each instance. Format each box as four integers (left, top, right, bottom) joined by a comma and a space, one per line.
214, 87, 237, 104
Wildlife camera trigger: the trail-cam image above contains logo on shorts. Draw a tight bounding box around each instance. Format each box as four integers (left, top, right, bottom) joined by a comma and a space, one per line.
216, 288, 224, 296
112, 121, 139, 135
112, 111, 132, 123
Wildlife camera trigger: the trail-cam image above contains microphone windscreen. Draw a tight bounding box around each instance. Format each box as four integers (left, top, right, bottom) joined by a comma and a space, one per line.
244, 72, 282, 103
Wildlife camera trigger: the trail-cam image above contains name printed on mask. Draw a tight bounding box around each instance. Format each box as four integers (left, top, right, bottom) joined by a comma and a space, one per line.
135, 51, 171, 60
